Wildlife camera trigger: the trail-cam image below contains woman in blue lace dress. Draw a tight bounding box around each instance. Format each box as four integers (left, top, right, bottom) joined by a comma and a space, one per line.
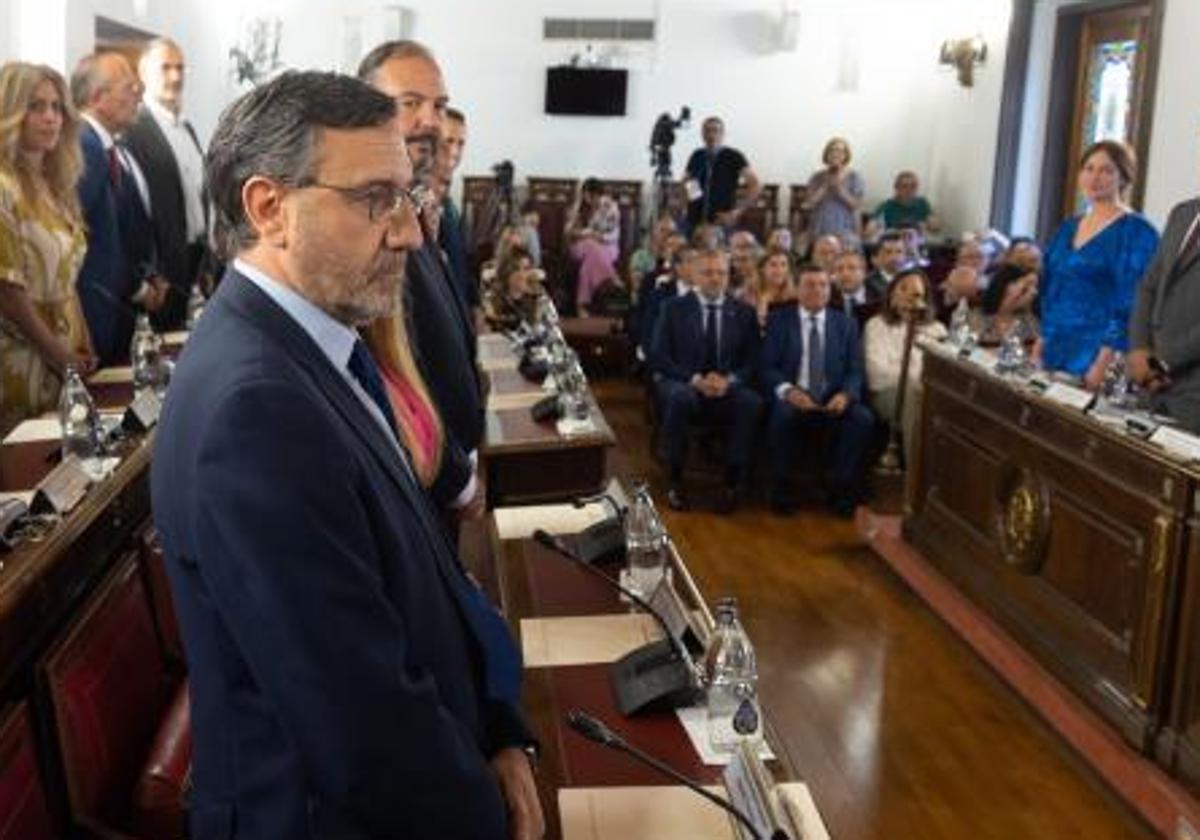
1038, 140, 1159, 388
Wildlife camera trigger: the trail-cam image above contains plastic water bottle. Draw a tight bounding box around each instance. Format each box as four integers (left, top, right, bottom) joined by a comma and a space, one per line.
186, 284, 206, 329
705, 597, 761, 753
949, 298, 973, 349
625, 483, 666, 598
130, 313, 162, 395
58, 365, 104, 478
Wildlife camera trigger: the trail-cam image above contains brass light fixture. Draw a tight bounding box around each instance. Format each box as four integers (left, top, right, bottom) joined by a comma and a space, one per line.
940, 35, 988, 87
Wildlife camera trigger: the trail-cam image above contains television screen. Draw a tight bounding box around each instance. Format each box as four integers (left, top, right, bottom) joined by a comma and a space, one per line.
545, 67, 628, 117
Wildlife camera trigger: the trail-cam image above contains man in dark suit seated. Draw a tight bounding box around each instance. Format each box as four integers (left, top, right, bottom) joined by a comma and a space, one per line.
650, 248, 761, 513
151, 71, 542, 840
762, 263, 874, 517
359, 41, 486, 520
637, 243, 695, 362
864, 230, 908, 301
831, 248, 881, 330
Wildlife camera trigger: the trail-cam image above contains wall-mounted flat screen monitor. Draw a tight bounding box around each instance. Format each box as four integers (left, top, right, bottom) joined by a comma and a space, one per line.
545, 67, 628, 116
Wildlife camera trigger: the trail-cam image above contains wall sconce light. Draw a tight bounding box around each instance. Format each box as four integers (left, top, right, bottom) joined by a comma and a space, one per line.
940, 35, 987, 87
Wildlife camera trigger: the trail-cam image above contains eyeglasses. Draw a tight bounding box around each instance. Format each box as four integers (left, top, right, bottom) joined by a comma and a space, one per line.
299, 180, 428, 223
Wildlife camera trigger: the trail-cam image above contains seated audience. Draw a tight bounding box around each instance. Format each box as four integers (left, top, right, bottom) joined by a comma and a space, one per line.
762, 263, 873, 517
804, 137, 865, 243
518, 199, 542, 267
981, 262, 1040, 339
0, 62, 95, 436
1000, 236, 1042, 275
737, 246, 795, 327
937, 265, 983, 325
566, 177, 623, 314
483, 246, 542, 332
873, 171, 939, 233
765, 225, 794, 254
863, 267, 946, 463
866, 230, 909, 299
649, 248, 762, 514
638, 244, 697, 358
691, 223, 725, 250
1037, 140, 1158, 387
629, 215, 677, 291
831, 249, 881, 329
809, 233, 843, 275
728, 229, 761, 292
955, 237, 991, 281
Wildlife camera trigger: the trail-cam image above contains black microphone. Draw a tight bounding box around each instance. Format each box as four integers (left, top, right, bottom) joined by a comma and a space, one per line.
533, 529, 700, 715
566, 710, 783, 840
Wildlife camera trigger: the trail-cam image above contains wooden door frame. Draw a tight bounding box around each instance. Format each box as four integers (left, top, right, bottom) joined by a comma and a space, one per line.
1034, 0, 1165, 242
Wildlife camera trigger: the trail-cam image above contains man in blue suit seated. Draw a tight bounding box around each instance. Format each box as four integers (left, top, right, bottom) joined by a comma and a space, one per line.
650, 248, 762, 513
761, 263, 874, 518
637, 242, 694, 363
151, 72, 543, 840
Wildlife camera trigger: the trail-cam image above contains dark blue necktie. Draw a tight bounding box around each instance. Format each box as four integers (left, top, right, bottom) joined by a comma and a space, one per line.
703, 303, 720, 373
807, 315, 825, 398
347, 340, 399, 441
349, 341, 522, 705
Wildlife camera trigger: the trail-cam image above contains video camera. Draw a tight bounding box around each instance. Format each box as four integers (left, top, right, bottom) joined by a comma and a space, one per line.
648, 106, 691, 178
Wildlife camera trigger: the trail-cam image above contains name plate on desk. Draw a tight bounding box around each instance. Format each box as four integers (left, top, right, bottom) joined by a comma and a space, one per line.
1041, 382, 1095, 412
30, 455, 91, 516
723, 744, 797, 840
1150, 425, 1200, 463
122, 390, 162, 433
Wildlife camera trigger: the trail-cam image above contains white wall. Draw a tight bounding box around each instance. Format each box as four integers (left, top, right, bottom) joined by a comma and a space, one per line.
1143, 0, 1200, 224
166, 0, 1013, 236
1012, 0, 1200, 236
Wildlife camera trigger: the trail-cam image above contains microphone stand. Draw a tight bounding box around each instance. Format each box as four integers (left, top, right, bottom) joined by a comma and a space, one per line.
566, 710, 783, 840
876, 302, 925, 477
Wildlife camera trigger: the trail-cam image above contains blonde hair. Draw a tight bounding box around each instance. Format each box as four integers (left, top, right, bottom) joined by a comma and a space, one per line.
361, 312, 444, 487
0, 62, 83, 219
822, 136, 852, 166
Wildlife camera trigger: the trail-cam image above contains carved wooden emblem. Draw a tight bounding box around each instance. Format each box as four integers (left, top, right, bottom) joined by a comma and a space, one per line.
997, 470, 1050, 573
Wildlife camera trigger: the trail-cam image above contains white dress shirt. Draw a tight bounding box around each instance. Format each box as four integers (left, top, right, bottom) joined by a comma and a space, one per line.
145, 97, 207, 243
776, 307, 826, 399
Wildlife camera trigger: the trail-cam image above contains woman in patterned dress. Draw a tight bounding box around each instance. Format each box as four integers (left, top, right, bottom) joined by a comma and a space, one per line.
0, 62, 95, 436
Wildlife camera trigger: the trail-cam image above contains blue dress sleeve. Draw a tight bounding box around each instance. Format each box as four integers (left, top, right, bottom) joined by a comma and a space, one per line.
1104, 215, 1160, 350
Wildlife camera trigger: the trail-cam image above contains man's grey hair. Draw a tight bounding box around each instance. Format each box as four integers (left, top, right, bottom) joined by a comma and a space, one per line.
205, 70, 397, 260
356, 39, 438, 82
69, 52, 116, 109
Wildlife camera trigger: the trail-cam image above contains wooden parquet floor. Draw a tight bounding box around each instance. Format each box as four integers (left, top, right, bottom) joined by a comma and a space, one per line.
591, 377, 1156, 840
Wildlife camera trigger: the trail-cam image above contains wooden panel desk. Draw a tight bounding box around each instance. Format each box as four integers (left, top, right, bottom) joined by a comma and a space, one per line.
491, 519, 799, 839
0, 370, 151, 698
479, 334, 616, 506
905, 350, 1195, 752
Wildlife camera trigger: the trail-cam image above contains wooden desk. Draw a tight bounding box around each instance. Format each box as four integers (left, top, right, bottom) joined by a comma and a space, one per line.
0, 382, 152, 697
479, 335, 616, 506
491, 519, 797, 839
905, 351, 1195, 754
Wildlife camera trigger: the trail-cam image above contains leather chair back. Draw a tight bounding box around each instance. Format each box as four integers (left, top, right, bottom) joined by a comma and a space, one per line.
41, 555, 172, 834
0, 702, 57, 840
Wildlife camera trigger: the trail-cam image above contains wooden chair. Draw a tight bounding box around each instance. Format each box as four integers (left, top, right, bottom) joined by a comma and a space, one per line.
736, 182, 778, 243
461, 175, 500, 273
527, 176, 580, 304
40, 556, 189, 840
0, 702, 57, 840
787, 184, 811, 241
139, 529, 185, 669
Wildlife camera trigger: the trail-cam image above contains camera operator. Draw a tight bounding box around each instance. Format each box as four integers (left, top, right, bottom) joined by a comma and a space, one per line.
684, 116, 760, 233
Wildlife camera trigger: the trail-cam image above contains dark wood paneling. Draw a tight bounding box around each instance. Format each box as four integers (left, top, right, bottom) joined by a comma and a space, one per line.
738, 182, 778, 243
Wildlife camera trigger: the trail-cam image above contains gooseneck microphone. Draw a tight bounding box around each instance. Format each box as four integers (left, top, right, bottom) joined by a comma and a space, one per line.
566, 710, 780, 840
533, 528, 700, 715
532, 528, 679, 655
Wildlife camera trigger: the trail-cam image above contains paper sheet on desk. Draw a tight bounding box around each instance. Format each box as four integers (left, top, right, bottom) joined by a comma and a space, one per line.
520, 613, 661, 667
557, 784, 828, 840
486, 391, 545, 411
0, 490, 35, 507
89, 366, 133, 385
557, 416, 598, 437
674, 705, 775, 766
3, 417, 62, 444
161, 330, 188, 345
494, 501, 610, 540
480, 354, 518, 372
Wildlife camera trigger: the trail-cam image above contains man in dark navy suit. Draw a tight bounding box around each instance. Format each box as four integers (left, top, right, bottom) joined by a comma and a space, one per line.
761, 263, 874, 517
650, 249, 761, 513
359, 41, 486, 519
152, 71, 542, 840
435, 107, 478, 325
71, 52, 168, 364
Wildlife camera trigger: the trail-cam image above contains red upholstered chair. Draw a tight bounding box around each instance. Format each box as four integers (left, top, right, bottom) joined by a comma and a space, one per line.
0, 702, 57, 840
41, 555, 188, 839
